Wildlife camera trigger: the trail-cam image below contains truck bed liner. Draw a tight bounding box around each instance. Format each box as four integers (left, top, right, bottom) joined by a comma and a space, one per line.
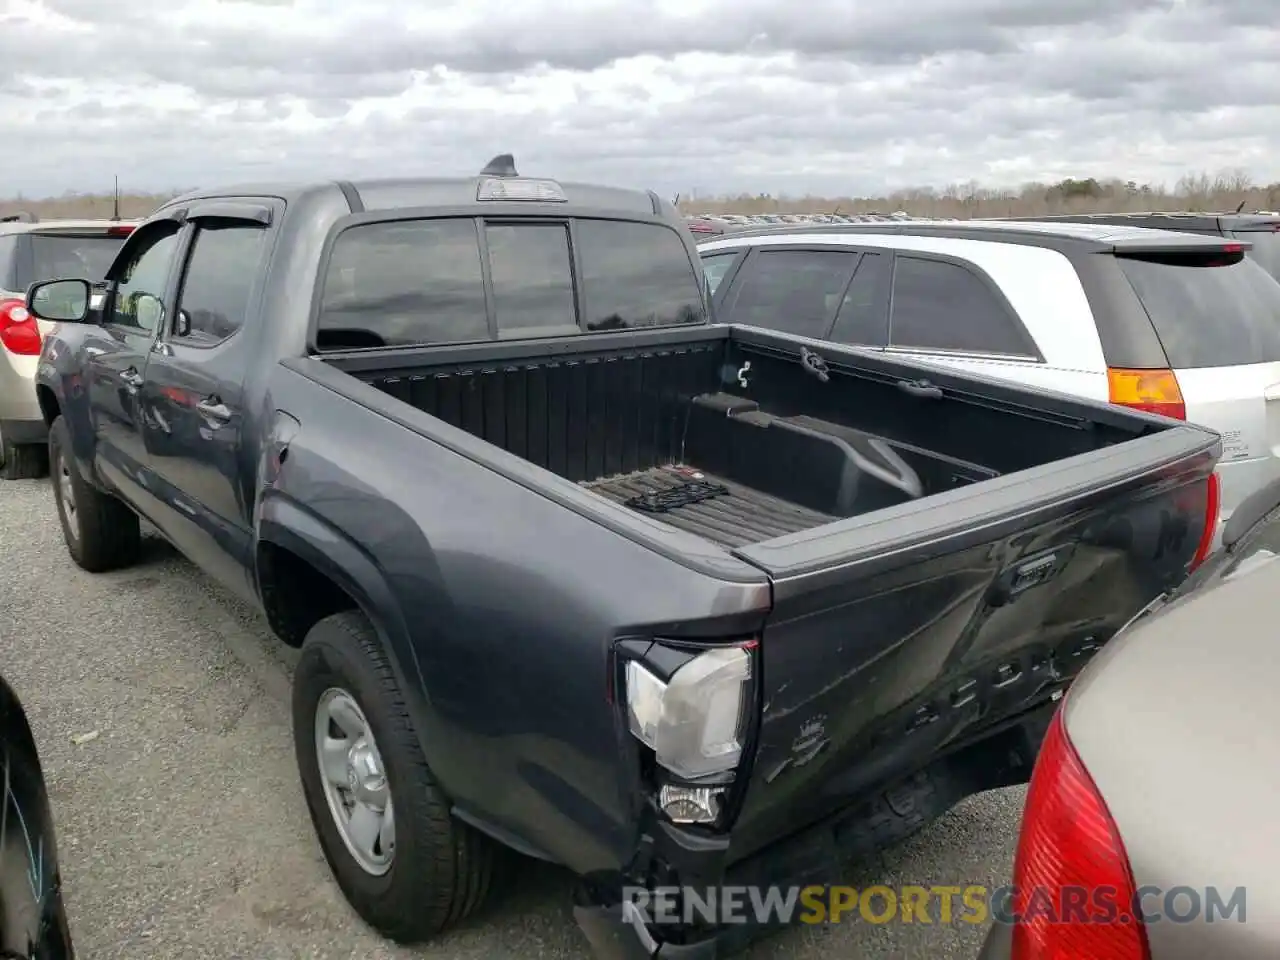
583, 464, 837, 548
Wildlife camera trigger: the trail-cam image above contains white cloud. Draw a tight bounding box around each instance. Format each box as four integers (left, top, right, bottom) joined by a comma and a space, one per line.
1, 0, 1277, 197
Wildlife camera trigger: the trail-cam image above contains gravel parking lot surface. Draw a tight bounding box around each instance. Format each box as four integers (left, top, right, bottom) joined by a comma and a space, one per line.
1, 477, 1024, 959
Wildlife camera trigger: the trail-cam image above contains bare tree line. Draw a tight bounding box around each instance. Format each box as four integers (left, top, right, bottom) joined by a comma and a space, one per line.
3, 170, 1278, 221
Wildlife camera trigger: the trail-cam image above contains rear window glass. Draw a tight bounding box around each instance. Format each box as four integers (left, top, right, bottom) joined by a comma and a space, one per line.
27, 234, 126, 285
1117, 252, 1280, 368
575, 220, 705, 330
1232, 230, 1280, 281
317, 219, 489, 350
315, 217, 703, 350
484, 223, 577, 333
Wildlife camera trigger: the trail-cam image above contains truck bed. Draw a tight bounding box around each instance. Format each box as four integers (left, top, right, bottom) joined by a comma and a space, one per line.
583, 464, 837, 548
332, 327, 1160, 552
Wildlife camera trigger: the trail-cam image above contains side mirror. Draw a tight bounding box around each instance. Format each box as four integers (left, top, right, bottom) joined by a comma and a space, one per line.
26, 278, 92, 323
134, 293, 164, 333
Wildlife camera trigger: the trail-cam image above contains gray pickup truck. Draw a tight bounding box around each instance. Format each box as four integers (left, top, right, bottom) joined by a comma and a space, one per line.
26, 156, 1220, 959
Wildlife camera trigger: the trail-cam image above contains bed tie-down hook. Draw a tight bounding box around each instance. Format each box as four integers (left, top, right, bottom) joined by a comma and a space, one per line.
800, 347, 829, 383
736, 360, 751, 388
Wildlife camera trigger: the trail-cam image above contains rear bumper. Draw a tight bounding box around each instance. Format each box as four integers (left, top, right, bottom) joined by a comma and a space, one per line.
0, 417, 48, 445
572, 705, 1053, 959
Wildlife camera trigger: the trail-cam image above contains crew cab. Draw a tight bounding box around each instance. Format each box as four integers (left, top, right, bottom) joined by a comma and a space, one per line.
27, 157, 1220, 959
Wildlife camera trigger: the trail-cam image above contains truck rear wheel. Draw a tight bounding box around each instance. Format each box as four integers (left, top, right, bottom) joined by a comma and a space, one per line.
48, 416, 140, 572
292, 611, 495, 943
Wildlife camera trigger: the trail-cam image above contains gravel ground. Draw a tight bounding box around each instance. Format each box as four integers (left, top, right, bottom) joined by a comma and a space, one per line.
0, 477, 1025, 959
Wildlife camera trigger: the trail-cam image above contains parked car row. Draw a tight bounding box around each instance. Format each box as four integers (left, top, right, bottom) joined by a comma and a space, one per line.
0, 160, 1271, 960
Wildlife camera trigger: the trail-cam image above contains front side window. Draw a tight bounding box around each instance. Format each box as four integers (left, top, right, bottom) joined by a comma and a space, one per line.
106, 228, 181, 333
725, 249, 860, 340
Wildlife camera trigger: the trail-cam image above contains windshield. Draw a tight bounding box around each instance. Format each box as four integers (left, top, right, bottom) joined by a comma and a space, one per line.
1117, 251, 1280, 368
26, 234, 126, 286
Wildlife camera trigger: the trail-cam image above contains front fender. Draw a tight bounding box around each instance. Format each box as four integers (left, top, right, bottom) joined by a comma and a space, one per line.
36, 331, 100, 484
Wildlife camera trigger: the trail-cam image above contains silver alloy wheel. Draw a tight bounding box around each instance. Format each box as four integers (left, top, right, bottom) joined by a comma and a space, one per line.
314, 688, 395, 875
57, 453, 79, 541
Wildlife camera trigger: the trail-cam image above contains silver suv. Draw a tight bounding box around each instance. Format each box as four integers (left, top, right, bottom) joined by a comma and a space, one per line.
0, 214, 136, 478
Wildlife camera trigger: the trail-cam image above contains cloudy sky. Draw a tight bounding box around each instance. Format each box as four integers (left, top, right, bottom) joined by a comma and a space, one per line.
1, 0, 1276, 199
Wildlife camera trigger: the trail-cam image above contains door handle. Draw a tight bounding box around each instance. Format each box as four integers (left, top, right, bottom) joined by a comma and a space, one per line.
120, 368, 144, 390
196, 398, 232, 421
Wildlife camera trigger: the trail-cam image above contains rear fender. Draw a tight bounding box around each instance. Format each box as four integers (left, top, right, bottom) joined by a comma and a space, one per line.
255, 494, 442, 786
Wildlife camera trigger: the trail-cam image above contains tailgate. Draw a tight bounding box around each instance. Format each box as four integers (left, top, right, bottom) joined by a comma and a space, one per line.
725, 425, 1218, 858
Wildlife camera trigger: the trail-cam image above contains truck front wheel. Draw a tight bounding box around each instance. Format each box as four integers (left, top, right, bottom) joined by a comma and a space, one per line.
48, 416, 140, 572
292, 611, 495, 943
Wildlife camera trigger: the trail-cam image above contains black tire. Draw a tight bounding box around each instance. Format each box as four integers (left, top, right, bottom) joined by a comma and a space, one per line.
48, 415, 140, 573
293, 611, 495, 943
0, 439, 47, 481
0, 699, 75, 958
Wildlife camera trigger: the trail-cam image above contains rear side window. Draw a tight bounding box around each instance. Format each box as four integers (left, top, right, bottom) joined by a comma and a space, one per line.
724, 249, 860, 340
1117, 251, 1280, 368
27, 234, 127, 285
889, 256, 1036, 357
317, 219, 488, 350
173, 223, 268, 345
575, 220, 705, 330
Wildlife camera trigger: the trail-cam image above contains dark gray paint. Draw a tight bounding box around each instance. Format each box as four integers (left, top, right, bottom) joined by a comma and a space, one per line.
31, 173, 1225, 958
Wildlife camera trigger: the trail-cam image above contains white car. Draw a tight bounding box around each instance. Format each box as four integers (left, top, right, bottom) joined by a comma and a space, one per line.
697, 219, 1280, 529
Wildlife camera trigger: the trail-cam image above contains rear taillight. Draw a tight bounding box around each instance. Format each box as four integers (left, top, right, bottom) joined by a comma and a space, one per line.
106, 225, 134, 237
1189, 471, 1219, 571
1011, 705, 1150, 960
1221, 243, 1244, 253
1106, 367, 1185, 420
0, 298, 43, 355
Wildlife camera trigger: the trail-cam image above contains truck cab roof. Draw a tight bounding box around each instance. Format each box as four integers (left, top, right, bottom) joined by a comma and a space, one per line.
164, 154, 670, 219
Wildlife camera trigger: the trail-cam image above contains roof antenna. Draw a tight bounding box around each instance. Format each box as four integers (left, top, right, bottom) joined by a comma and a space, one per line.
1235, 199, 1247, 214
480, 154, 518, 177
111, 175, 120, 221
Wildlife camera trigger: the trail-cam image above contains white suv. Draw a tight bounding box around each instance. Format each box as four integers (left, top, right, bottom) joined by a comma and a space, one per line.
697, 219, 1280, 528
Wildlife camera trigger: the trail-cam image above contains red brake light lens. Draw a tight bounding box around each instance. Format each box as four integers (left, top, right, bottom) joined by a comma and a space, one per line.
1011, 706, 1150, 960
0, 298, 43, 355
106, 225, 135, 237
1189, 471, 1219, 571
1221, 243, 1244, 253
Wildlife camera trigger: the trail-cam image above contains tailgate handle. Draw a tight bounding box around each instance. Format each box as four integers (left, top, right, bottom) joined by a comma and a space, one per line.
988, 546, 1073, 607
